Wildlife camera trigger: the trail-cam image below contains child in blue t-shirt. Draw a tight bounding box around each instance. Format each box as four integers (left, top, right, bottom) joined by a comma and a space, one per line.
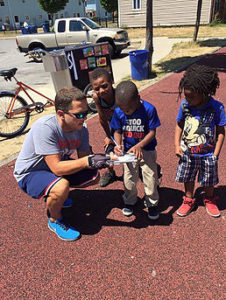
110, 80, 161, 220
175, 64, 225, 218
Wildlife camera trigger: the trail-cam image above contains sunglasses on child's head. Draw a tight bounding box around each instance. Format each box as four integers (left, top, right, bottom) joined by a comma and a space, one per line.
67, 111, 89, 119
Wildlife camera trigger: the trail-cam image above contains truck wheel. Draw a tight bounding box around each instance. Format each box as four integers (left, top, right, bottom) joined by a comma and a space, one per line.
84, 83, 97, 113
108, 44, 114, 58
31, 47, 43, 63
115, 50, 122, 57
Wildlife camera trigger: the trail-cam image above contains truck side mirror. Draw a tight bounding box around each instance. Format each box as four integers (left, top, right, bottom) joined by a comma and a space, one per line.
82, 25, 89, 31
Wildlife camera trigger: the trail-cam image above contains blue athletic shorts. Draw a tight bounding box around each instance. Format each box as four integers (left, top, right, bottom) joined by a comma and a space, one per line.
175, 153, 218, 187
18, 169, 99, 199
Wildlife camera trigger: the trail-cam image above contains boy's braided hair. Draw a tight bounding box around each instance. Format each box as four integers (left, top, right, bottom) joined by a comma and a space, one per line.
178, 64, 220, 99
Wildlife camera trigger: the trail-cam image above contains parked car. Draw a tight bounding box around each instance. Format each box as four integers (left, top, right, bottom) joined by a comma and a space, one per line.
16, 17, 130, 62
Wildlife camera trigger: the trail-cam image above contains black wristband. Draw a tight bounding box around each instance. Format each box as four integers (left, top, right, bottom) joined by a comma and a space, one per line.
88, 155, 94, 167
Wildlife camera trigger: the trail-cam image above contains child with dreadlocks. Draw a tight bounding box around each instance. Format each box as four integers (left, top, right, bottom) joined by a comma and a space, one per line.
175, 64, 225, 217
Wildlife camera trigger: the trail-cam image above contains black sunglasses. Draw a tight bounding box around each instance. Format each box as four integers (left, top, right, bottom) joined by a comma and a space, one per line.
67, 111, 89, 119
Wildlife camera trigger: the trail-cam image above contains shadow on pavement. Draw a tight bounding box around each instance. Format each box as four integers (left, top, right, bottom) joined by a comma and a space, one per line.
194, 185, 226, 211
155, 39, 226, 74
62, 186, 184, 235
156, 55, 203, 74
195, 52, 226, 72
199, 38, 226, 48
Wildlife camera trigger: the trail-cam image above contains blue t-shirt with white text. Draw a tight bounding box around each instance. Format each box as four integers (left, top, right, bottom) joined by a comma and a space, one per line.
110, 100, 161, 152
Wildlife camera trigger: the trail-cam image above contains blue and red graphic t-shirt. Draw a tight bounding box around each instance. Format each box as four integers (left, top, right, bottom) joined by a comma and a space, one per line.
176, 97, 225, 157
110, 100, 161, 152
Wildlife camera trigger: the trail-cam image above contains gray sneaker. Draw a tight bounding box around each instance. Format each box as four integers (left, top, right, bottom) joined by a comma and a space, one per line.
122, 204, 134, 217
100, 170, 116, 187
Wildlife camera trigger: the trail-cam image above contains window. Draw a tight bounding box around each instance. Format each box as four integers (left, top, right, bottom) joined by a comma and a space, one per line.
0, 17, 2, 22
69, 20, 83, 32
39, 15, 43, 20
0, 0, 5, 7
55, 14, 58, 19
25, 16, 30, 21
14, 16, 19, 22
73, 13, 80, 17
133, 0, 141, 10
5, 16, 9, 23
60, 13, 64, 18
22, 0, 25, 3
58, 20, 66, 32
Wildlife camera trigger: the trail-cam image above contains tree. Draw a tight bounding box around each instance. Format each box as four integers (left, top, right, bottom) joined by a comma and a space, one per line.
100, 0, 118, 22
38, 0, 69, 22
145, 0, 154, 75
193, 0, 202, 42
99, 0, 118, 13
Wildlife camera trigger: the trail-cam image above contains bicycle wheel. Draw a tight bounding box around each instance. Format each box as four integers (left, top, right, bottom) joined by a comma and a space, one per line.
83, 83, 97, 113
0, 92, 30, 138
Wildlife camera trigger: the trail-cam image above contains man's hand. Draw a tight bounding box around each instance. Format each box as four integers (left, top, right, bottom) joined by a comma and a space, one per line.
88, 154, 110, 169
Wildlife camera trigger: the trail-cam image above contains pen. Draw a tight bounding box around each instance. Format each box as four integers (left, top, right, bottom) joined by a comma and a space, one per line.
110, 136, 123, 154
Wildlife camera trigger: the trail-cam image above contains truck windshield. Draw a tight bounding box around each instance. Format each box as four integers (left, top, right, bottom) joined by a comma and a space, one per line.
81, 18, 101, 29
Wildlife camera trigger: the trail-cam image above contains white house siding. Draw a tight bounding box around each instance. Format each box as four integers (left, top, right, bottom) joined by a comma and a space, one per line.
0, 0, 85, 29
119, 0, 212, 27
119, 0, 147, 27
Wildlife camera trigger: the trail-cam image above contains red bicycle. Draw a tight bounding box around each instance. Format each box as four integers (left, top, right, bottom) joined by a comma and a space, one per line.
0, 67, 55, 138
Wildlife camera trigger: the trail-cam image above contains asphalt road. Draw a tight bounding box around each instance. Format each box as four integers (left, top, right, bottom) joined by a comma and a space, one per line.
0, 39, 135, 92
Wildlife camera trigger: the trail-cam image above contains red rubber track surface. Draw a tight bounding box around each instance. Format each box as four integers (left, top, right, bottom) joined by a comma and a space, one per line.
1, 48, 225, 300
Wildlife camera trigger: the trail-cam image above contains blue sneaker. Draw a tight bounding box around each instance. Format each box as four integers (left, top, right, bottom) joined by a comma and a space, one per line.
62, 197, 73, 208
48, 218, 80, 241
148, 206, 160, 220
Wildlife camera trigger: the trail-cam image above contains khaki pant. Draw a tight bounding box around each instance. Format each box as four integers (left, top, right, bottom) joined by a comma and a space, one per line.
123, 149, 159, 207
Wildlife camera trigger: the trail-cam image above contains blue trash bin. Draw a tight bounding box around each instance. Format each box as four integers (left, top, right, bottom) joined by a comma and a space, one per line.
28, 25, 37, 34
42, 22, 50, 33
21, 26, 29, 34
129, 50, 149, 80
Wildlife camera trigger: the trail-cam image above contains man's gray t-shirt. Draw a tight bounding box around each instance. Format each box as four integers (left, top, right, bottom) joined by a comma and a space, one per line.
14, 114, 90, 182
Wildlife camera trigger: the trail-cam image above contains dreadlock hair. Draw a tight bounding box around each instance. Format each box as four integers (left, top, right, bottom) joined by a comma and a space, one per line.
178, 64, 220, 100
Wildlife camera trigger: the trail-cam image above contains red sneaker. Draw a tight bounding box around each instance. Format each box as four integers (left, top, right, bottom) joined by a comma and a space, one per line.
177, 196, 195, 217
203, 197, 220, 217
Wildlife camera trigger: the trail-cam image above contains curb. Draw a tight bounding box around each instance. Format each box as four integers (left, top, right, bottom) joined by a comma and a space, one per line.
0, 152, 19, 167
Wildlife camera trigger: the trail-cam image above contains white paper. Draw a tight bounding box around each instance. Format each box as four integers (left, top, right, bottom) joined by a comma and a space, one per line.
109, 153, 137, 164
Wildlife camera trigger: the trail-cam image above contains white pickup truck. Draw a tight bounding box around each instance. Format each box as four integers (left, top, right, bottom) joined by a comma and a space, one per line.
16, 17, 130, 61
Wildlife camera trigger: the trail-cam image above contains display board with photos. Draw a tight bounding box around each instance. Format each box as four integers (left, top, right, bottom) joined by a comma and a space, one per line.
64, 42, 114, 91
